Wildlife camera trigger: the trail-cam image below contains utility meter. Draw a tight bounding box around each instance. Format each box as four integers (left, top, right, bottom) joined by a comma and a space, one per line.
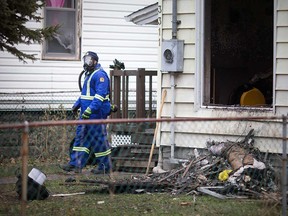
161, 39, 184, 72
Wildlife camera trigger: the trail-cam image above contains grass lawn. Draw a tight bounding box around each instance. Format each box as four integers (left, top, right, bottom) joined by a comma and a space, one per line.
0, 161, 282, 216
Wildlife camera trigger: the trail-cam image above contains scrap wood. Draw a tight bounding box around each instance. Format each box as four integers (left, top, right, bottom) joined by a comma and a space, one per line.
159, 155, 209, 183
51, 192, 85, 197
174, 182, 200, 195
158, 167, 186, 183
226, 195, 249, 199
244, 189, 280, 203
261, 191, 280, 203
80, 179, 109, 184
60, 182, 100, 186
197, 187, 227, 199
78, 179, 173, 194
182, 155, 208, 178
201, 158, 222, 171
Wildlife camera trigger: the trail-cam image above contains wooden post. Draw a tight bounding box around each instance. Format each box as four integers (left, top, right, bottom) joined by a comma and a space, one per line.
148, 75, 153, 117
125, 76, 129, 118
110, 70, 121, 118
136, 68, 145, 118
121, 73, 127, 118
21, 121, 29, 216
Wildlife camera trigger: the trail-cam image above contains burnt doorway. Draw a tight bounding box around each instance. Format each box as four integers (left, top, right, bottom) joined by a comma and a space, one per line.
203, 0, 273, 107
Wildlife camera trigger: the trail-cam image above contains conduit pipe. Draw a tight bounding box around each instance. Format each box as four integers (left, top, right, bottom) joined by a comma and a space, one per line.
170, 0, 177, 163
170, 73, 176, 161
169, 0, 188, 164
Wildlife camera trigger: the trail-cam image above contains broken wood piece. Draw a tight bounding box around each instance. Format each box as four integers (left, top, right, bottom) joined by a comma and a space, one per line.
158, 155, 210, 182
182, 158, 196, 178
197, 187, 227, 199
158, 167, 186, 183
182, 155, 209, 178
51, 192, 85, 197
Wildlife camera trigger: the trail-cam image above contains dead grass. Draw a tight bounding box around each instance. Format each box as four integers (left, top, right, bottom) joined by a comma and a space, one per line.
0, 163, 282, 216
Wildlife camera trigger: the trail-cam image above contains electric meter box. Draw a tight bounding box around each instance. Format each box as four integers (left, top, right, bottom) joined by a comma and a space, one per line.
161, 39, 184, 72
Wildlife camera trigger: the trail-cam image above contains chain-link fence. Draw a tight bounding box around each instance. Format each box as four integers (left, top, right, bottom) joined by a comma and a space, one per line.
0, 114, 287, 215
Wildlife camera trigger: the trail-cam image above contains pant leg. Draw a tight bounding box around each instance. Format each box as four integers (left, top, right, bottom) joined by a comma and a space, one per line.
91, 124, 112, 171
69, 124, 91, 168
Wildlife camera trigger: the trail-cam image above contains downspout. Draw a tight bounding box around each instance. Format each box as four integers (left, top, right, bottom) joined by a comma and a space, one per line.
172, 0, 177, 40
170, 72, 176, 161
170, 0, 177, 163
155, 0, 187, 173
170, 0, 188, 164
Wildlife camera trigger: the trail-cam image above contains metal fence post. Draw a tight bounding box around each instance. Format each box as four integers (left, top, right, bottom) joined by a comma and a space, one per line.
282, 115, 287, 216
21, 121, 29, 216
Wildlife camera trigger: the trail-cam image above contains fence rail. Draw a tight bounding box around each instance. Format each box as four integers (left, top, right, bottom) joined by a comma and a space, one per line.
0, 115, 287, 215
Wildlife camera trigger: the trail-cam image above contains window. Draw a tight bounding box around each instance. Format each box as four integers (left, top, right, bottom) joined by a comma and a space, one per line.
201, 0, 273, 107
43, 0, 81, 60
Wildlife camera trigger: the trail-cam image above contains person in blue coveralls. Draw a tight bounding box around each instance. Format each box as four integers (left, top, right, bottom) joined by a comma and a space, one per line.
60, 51, 112, 174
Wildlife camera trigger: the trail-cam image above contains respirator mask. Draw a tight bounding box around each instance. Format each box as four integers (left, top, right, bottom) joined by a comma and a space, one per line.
83, 55, 95, 72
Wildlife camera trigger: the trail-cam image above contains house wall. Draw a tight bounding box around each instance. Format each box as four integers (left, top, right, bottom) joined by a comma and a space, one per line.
275, 0, 288, 114
158, 0, 288, 156
0, 0, 158, 110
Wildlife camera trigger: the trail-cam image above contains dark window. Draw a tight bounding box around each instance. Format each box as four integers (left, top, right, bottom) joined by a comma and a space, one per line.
204, 0, 273, 107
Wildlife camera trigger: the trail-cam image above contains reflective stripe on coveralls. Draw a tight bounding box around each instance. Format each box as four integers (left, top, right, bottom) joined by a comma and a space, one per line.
80, 94, 110, 101
94, 149, 111, 158
69, 64, 112, 170
72, 146, 90, 154
86, 69, 100, 97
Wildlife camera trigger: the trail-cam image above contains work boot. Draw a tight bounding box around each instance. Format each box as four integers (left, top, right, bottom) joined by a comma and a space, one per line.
90, 168, 110, 175
59, 164, 82, 173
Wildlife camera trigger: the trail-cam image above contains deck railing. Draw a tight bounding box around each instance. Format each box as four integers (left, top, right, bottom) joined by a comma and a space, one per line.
110, 68, 157, 119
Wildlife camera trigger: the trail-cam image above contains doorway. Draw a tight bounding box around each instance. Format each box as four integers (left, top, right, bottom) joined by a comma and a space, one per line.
203, 0, 273, 107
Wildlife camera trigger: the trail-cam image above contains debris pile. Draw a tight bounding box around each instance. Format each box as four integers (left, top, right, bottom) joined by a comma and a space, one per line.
130, 129, 279, 200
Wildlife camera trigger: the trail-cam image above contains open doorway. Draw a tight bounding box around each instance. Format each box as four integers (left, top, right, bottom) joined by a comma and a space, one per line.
203, 0, 273, 107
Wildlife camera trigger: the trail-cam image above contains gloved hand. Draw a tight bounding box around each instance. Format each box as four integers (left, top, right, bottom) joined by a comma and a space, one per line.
72, 106, 79, 115
81, 107, 92, 119
110, 104, 118, 113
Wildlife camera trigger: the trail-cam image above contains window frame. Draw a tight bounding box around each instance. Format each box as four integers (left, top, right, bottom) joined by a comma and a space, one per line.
195, 0, 275, 111
42, 1, 81, 61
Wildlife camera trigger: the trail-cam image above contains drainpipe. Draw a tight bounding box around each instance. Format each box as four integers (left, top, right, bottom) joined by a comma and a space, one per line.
169, 0, 188, 164
170, 0, 177, 162
170, 73, 176, 161
172, 0, 177, 39
155, 0, 188, 173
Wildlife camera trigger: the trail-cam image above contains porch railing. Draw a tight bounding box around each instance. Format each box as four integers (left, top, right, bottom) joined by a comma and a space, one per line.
110, 68, 157, 119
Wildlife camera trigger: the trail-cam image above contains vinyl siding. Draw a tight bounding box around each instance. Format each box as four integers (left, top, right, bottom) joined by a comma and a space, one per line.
158, 0, 288, 153
82, 0, 158, 70
275, 0, 288, 114
0, 0, 158, 109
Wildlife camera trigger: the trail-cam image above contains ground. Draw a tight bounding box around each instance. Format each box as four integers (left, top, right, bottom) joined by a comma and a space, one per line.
0, 162, 283, 215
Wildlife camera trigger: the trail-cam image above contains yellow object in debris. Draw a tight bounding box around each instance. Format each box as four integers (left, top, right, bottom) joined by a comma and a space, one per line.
240, 87, 265, 106
218, 169, 233, 182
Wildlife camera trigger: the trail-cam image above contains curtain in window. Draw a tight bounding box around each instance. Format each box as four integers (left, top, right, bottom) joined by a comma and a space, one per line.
46, 0, 65, 7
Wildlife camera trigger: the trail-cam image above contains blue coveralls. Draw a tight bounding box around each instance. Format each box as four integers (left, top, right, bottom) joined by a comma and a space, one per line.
69, 64, 111, 170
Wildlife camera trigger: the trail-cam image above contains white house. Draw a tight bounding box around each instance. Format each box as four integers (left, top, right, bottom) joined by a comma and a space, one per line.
0, 0, 158, 111
152, 0, 288, 169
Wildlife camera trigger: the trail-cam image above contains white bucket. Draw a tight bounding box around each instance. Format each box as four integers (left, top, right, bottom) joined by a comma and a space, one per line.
28, 168, 47, 185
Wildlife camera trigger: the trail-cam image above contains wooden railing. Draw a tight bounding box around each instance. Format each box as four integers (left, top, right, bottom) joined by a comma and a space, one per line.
110, 68, 157, 119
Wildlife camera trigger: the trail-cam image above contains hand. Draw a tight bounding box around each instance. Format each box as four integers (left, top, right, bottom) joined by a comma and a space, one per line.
81, 107, 91, 119
72, 106, 78, 115
110, 104, 118, 113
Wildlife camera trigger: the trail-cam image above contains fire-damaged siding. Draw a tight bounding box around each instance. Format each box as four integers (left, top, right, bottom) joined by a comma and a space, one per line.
157, 0, 288, 156
0, 0, 158, 110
